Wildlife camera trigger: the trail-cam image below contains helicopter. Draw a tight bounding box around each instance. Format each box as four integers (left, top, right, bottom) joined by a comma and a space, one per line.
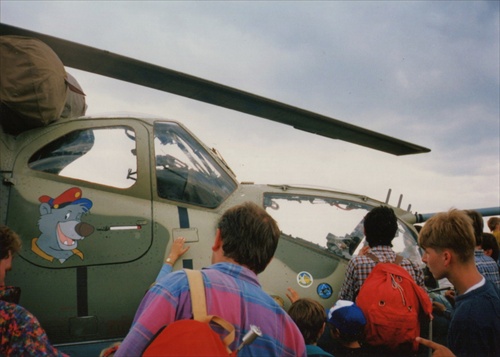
1, 23, 499, 355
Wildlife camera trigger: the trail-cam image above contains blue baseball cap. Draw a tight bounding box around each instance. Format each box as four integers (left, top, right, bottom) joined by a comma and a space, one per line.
328, 300, 366, 337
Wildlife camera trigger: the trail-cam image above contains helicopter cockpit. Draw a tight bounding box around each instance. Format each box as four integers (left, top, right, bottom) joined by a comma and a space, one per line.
154, 122, 237, 208
26, 120, 238, 210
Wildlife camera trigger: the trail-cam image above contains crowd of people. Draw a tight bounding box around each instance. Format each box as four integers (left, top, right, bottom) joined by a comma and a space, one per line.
1, 203, 500, 357
0, 225, 68, 356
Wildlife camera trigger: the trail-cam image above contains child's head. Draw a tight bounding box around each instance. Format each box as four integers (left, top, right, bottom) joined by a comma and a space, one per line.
327, 300, 366, 343
288, 298, 326, 345
487, 216, 500, 232
481, 232, 499, 262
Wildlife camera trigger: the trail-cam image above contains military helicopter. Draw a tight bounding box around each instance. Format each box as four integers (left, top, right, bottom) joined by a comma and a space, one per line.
1, 23, 498, 355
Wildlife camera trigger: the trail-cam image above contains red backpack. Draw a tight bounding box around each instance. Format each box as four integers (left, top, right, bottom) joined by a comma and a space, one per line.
142, 269, 235, 356
355, 254, 432, 352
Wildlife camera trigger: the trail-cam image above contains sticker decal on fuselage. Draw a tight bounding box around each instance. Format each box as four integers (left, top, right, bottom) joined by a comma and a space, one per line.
297, 271, 313, 288
317, 282, 333, 299
32, 187, 95, 263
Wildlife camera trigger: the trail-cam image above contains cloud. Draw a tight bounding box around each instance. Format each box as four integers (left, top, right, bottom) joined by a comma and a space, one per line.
1, 0, 498, 214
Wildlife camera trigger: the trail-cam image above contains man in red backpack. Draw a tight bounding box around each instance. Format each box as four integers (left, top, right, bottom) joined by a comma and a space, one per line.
115, 202, 306, 357
338, 206, 430, 356
338, 206, 426, 302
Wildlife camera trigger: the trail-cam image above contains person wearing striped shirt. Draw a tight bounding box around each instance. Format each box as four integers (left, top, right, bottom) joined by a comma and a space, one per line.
115, 202, 306, 357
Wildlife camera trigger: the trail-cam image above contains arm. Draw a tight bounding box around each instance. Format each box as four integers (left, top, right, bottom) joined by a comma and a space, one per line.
444, 289, 455, 307
155, 263, 173, 282
115, 271, 190, 356
155, 237, 190, 281
399, 256, 426, 288
358, 245, 370, 256
338, 260, 356, 301
416, 268, 426, 288
285, 287, 300, 304
2, 302, 69, 357
416, 337, 455, 357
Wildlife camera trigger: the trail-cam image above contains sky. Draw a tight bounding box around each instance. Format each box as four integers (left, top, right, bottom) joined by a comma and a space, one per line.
2, 1, 499, 219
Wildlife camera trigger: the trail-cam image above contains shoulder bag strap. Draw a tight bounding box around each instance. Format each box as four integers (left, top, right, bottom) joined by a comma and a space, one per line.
185, 269, 207, 321
366, 252, 380, 263
367, 252, 403, 265
394, 254, 404, 266
184, 269, 236, 349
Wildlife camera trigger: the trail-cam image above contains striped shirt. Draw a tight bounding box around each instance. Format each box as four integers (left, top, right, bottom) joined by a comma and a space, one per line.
115, 262, 306, 357
475, 249, 500, 291
338, 246, 425, 302
155, 262, 173, 282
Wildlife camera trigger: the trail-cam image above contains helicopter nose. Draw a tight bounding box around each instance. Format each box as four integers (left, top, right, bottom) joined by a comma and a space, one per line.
75, 222, 95, 237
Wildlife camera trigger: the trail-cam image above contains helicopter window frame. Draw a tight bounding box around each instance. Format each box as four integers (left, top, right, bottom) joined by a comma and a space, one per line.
154, 122, 237, 208
27, 125, 138, 189
264, 193, 423, 265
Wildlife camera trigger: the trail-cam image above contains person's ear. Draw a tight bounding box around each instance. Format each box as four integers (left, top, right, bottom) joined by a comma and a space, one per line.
330, 326, 341, 339
318, 322, 326, 338
442, 250, 452, 267
212, 228, 222, 252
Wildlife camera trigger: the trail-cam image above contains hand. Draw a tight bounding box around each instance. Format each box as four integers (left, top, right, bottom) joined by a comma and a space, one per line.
286, 287, 300, 304
444, 289, 455, 306
100, 342, 120, 357
432, 301, 446, 315
166, 237, 190, 265
416, 337, 455, 356
358, 245, 370, 256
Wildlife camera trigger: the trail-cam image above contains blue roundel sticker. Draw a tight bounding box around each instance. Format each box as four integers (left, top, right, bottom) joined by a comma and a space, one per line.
317, 283, 333, 299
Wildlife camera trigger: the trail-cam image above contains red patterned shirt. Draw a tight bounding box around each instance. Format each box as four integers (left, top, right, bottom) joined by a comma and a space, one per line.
1, 287, 68, 357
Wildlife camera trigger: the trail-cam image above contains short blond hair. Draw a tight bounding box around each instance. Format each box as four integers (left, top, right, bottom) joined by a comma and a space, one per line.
418, 209, 475, 263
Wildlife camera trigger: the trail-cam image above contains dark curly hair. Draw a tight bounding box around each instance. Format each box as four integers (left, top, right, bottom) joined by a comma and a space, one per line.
0, 225, 22, 260
364, 206, 398, 248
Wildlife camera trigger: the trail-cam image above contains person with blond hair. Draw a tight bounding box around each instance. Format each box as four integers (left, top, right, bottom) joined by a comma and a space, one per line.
417, 210, 500, 357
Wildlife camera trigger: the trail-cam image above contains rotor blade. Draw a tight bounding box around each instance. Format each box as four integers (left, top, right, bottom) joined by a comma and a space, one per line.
415, 207, 500, 223
1, 23, 430, 155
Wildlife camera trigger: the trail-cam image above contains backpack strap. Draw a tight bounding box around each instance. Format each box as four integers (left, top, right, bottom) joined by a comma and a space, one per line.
366, 252, 380, 263
185, 269, 236, 349
185, 269, 207, 321
394, 254, 404, 266
366, 252, 404, 265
